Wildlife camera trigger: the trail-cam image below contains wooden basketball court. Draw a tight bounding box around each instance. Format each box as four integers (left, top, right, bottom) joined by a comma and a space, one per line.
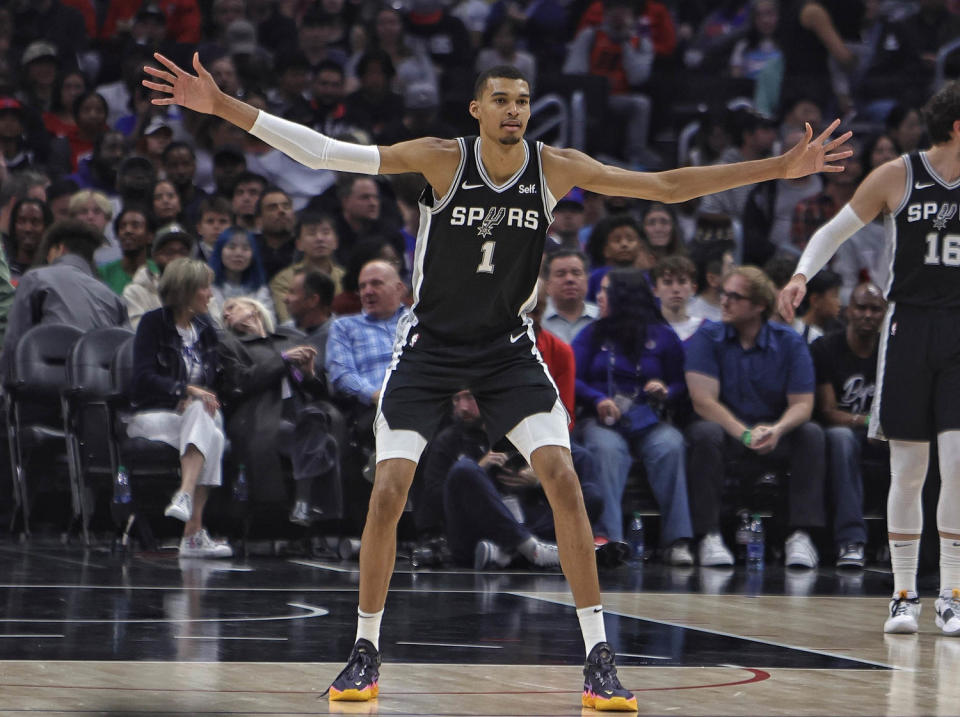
0, 540, 954, 716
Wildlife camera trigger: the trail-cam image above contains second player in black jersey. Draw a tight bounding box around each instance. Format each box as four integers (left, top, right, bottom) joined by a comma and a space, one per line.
146, 52, 854, 711
886, 150, 960, 307
782, 81, 960, 638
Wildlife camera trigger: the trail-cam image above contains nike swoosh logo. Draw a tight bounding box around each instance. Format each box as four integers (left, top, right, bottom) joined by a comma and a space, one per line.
462, 181, 484, 190
593, 607, 603, 613
510, 331, 527, 343
915, 181, 935, 189
893, 542, 913, 547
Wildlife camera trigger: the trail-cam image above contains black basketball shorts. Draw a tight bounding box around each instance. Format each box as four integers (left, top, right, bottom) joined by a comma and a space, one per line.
873, 302, 960, 441
375, 318, 568, 463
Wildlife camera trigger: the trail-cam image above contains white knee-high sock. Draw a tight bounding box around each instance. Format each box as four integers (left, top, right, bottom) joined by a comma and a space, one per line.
888, 440, 929, 596
577, 605, 607, 656
937, 432, 960, 596
356, 608, 383, 650
939, 538, 960, 597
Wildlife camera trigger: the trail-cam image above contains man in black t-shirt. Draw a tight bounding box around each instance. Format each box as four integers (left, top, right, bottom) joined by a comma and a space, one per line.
811, 283, 888, 569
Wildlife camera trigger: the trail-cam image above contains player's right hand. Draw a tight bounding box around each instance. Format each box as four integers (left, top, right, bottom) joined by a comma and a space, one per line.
143, 52, 220, 115
777, 275, 807, 323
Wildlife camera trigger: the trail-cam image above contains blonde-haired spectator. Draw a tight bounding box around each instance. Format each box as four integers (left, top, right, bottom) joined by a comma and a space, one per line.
126, 257, 232, 559
69, 189, 120, 266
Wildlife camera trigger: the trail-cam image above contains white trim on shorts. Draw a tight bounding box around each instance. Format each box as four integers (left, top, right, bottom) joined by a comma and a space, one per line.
374, 412, 429, 464
869, 301, 895, 441
505, 399, 571, 465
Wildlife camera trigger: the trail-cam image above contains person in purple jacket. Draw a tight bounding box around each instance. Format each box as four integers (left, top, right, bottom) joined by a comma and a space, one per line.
572, 268, 694, 565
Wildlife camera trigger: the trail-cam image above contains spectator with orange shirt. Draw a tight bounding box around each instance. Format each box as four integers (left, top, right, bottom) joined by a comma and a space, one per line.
563, 0, 659, 168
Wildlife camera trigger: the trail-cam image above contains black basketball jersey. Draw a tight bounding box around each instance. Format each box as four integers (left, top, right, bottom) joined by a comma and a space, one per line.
887, 151, 960, 307
410, 136, 554, 343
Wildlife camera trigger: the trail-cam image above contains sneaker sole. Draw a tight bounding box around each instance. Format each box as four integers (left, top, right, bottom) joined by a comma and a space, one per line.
329, 684, 379, 701
884, 619, 919, 634
700, 557, 734, 567
164, 506, 190, 522
582, 691, 638, 711
935, 615, 960, 636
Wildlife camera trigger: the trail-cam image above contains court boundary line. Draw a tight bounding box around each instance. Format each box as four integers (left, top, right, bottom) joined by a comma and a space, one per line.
514, 593, 899, 670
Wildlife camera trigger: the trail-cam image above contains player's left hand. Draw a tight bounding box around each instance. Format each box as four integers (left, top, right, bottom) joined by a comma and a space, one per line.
781, 120, 854, 179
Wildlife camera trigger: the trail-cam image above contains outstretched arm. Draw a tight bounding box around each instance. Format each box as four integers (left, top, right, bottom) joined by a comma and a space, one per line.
777, 157, 906, 321
143, 52, 461, 187
542, 120, 853, 204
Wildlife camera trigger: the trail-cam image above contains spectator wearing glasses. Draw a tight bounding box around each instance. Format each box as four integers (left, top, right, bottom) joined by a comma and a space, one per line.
684, 266, 825, 568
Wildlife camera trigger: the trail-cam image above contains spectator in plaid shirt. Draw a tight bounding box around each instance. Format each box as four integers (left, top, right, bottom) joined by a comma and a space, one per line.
325, 260, 408, 407
791, 148, 863, 254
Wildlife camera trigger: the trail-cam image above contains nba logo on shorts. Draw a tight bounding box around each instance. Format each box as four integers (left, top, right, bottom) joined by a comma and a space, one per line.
410, 332, 420, 347
891, 322, 897, 336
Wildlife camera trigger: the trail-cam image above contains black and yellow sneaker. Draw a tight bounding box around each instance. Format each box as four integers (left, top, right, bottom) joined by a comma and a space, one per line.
582, 642, 637, 712
325, 639, 381, 701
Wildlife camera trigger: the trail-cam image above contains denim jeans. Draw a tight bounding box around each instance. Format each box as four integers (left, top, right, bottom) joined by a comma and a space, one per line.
580, 419, 693, 545
825, 426, 873, 547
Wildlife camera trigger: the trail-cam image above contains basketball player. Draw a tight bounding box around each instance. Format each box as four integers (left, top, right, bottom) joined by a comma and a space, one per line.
780, 81, 960, 637
144, 53, 851, 710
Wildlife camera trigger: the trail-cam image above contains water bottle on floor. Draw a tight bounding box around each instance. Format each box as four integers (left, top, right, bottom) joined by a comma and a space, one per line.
233, 463, 248, 502
113, 465, 132, 505
747, 513, 765, 569
735, 509, 751, 563
627, 512, 644, 562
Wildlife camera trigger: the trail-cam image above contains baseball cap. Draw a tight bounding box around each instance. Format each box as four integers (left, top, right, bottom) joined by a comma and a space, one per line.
153, 222, 195, 253
404, 82, 439, 111
118, 155, 156, 175
555, 187, 584, 212
21, 41, 58, 67
136, 3, 167, 21
144, 116, 174, 136
213, 145, 246, 165
225, 20, 258, 55
0, 97, 24, 115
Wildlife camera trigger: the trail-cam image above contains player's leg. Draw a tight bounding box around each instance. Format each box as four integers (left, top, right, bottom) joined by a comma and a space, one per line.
935, 431, 960, 635
884, 440, 928, 633
529, 444, 600, 608
507, 402, 636, 713
933, 354, 960, 635
327, 406, 429, 702
875, 304, 933, 633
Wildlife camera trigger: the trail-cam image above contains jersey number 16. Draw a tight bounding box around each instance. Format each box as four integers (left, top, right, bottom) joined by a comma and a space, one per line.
923, 232, 960, 266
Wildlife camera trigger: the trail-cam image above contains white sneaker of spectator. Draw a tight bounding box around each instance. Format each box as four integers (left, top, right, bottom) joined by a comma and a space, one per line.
698, 532, 734, 566
785, 530, 819, 568
179, 528, 233, 559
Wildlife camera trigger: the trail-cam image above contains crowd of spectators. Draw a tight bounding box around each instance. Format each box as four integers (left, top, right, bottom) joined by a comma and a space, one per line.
0, 0, 956, 566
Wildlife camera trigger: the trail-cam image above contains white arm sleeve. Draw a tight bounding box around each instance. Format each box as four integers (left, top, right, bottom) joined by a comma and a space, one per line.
249, 110, 381, 174
795, 204, 866, 279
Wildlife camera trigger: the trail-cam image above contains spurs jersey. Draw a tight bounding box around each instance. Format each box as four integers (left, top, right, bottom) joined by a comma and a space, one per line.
887, 151, 960, 307
410, 136, 554, 343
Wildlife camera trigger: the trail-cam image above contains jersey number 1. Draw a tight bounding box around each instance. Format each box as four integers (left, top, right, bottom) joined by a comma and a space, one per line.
924, 232, 960, 266
476, 240, 496, 274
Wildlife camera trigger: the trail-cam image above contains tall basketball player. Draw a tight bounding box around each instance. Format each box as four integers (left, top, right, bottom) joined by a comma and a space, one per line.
144, 54, 851, 710
780, 81, 960, 637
